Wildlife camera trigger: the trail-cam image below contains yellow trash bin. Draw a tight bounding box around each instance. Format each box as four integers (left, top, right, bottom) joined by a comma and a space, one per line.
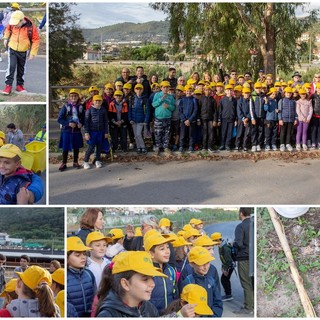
21, 152, 34, 171
25, 141, 46, 174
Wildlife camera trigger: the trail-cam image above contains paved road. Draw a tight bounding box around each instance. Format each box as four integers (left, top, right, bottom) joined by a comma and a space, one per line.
0, 53, 46, 95
49, 157, 320, 205
205, 221, 253, 317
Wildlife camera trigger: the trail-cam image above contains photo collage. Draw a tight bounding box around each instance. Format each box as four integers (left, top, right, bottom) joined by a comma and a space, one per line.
0, 1, 319, 319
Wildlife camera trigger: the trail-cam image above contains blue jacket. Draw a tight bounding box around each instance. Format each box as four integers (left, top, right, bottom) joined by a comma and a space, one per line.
150, 262, 178, 313
152, 92, 175, 119
264, 98, 278, 121
129, 95, 150, 123
218, 96, 237, 122
67, 267, 95, 317
181, 265, 223, 318
179, 96, 198, 123
0, 167, 33, 204
278, 98, 297, 122
237, 97, 253, 121
28, 174, 44, 203
251, 93, 266, 119
57, 102, 85, 133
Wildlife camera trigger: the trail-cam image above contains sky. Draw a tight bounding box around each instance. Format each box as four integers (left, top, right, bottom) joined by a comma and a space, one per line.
72, 3, 168, 29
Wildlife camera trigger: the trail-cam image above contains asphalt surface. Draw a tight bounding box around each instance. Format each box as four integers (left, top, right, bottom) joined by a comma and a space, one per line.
49, 157, 320, 205
0, 53, 46, 95
205, 220, 253, 317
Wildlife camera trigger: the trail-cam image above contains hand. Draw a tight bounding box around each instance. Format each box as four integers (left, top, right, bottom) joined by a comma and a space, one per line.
294, 120, 298, 126
85, 134, 90, 141
223, 270, 229, 277
264, 97, 268, 103
218, 122, 221, 127
197, 119, 201, 126
17, 187, 32, 204
77, 123, 82, 129
163, 103, 168, 109
180, 304, 196, 317
126, 224, 135, 239
130, 120, 134, 125
279, 120, 284, 126
234, 121, 237, 126
213, 121, 217, 127
117, 121, 122, 127
184, 119, 190, 126
219, 63, 223, 69
4, 40, 8, 48
251, 119, 256, 125
69, 122, 76, 128
28, 55, 35, 61
104, 134, 108, 139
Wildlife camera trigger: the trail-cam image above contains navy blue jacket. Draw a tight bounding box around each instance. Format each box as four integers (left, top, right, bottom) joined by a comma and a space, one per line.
218, 96, 237, 122
251, 94, 266, 119
85, 106, 109, 134
181, 265, 223, 317
179, 96, 198, 123
278, 98, 297, 122
57, 102, 85, 133
264, 98, 278, 121
67, 267, 95, 317
129, 95, 150, 123
150, 262, 178, 313
237, 97, 253, 121
198, 95, 217, 121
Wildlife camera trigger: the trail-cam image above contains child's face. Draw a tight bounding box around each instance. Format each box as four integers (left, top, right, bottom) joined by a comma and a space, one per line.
105, 88, 114, 96
68, 251, 87, 269
191, 261, 211, 276
185, 89, 193, 97
149, 243, 170, 264
270, 92, 276, 99
234, 91, 242, 98
135, 88, 143, 97
69, 93, 79, 103
176, 90, 183, 98
204, 88, 211, 96
161, 86, 169, 94
90, 240, 107, 259
0, 157, 20, 176
115, 85, 123, 91
152, 87, 160, 93
122, 273, 155, 305
90, 90, 99, 97
300, 93, 306, 100
93, 100, 102, 108
115, 95, 123, 103
216, 86, 223, 93
285, 92, 292, 98
123, 88, 130, 96
225, 89, 232, 97
204, 246, 214, 257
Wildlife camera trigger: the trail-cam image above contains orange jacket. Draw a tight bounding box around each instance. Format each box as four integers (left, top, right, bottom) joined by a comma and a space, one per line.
4, 17, 40, 56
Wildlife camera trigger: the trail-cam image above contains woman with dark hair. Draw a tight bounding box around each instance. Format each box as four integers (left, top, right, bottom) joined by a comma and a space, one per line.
149, 74, 159, 86
49, 260, 61, 273
75, 208, 104, 244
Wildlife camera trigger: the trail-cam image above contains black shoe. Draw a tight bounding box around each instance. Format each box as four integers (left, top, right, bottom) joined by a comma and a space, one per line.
73, 162, 81, 169
233, 307, 253, 315
141, 148, 148, 154
226, 146, 231, 152
59, 163, 67, 171
221, 294, 234, 301
219, 146, 225, 151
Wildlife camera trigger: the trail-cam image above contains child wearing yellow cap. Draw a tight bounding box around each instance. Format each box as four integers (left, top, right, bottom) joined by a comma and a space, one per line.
0, 143, 36, 204
180, 246, 223, 317
51, 268, 64, 297
67, 236, 95, 317
83, 85, 100, 110
105, 228, 126, 260
0, 266, 59, 317
57, 88, 85, 171
0, 278, 18, 309
83, 95, 109, 169
95, 251, 195, 317
103, 83, 114, 106
108, 91, 129, 153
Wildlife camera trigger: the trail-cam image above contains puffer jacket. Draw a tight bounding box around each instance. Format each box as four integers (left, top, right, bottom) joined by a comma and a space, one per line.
179, 96, 198, 123
96, 290, 159, 317
311, 93, 320, 116
84, 106, 109, 134
237, 97, 253, 121
129, 95, 150, 123
264, 98, 278, 121
57, 102, 85, 133
150, 262, 178, 313
0, 167, 33, 204
251, 93, 266, 119
278, 98, 297, 122
67, 267, 95, 317
218, 96, 237, 122
198, 95, 217, 121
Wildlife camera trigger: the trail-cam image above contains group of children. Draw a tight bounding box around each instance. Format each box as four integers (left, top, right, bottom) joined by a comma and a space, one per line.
0, 255, 65, 317
57, 71, 320, 170
67, 216, 237, 317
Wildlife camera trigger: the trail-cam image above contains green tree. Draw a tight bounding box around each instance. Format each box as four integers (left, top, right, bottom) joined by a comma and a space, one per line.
151, 3, 318, 75
134, 44, 166, 61
49, 3, 86, 85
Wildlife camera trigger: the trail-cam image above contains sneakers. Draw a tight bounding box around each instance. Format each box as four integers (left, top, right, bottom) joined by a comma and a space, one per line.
256, 145, 261, 152
234, 147, 239, 152
251, 145, 257, 152
280, 144, 285, 152
2, 84, 12, 95
243, 147, 248, 152
272, 145, 277, 151
172, 144, 178, 152
307, 140, 311, 148
265, 145, 271, 151
286, 144, 293, 152
59, 163, 67, 171
83, 162, 90, 169
95, 160, 102, 168
226, 146, 231, 152
164, 148, 172, 155
221, 294, 234, 302
141, 148, 147, 154
16, 85, 27, 93
208, 148, 215, 153
178, 147, 184, 153
311, 144, 316, 150
219, 145, 225, 151
201, 148, 208, 152
302, 144, 308, 151
129, 143, 134, 150
188, 147, 194, 153
296, 144, 301, 151
233, 307, 253, 315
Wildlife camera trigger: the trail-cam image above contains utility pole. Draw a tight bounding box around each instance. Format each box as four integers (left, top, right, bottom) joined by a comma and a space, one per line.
309, 32, 312, 66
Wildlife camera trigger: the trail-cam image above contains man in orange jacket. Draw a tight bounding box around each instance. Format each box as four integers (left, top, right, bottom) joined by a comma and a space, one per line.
2, 10, 40, 95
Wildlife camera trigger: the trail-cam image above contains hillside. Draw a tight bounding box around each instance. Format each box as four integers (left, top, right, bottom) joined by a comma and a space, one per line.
82, 20, 169, 43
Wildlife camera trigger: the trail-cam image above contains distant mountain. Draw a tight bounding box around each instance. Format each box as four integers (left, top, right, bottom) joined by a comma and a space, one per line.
81, 20, 170, 43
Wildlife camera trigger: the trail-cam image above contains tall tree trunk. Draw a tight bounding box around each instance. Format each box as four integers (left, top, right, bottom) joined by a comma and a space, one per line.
263, 3, 276, 75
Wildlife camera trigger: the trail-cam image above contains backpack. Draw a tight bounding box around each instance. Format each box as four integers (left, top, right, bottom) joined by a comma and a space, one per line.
218, 241, 236, 268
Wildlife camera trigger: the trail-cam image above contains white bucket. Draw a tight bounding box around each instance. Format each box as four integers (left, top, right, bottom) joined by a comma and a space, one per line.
273, 207, 309, 218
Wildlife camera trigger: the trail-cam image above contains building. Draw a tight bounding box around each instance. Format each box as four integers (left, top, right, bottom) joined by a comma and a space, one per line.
83, 49, 102, 60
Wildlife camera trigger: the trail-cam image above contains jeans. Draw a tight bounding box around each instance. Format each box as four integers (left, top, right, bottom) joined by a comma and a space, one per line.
251, 118, 264, 146
221, 121, 234, 147
265, 121, 278, 147
132, 122, 145, 149
180, 122, 195, 148
201, 119, 214, 149
280, 122, 294, 145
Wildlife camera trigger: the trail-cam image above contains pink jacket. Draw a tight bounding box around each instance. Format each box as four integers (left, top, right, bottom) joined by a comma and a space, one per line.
296, 99, 313, 122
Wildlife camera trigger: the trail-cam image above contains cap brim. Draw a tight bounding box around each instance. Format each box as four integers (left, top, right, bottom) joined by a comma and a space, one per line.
192, 255, 214, 265
0, 291, 6, 298
9, 18, 20, 25
195, 304, 214, 316
135, 266, 168, 278
0, 151, 19, 158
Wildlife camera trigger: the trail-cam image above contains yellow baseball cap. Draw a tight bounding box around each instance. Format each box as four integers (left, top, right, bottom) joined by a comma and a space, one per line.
267, 87, 277, 95
188, 246, 214, 265
229, 79, 236, 85
69, 88, 80, 95
181, 284, 213, 316
316, 83, 320, 89
104, 83, 114, 90
134, 84, 144, 90
172, 236, 192, 248
123, 83, 132, 90
0, 143, 22, 159
302, 83, 311, 89
281, 81, 287, 86
187, 79, 197, 85
225, 84, 233, 90
287, 80, 294, 86
298, 88, 307, 95
242, 87, 251, 94
210, 82, 217, 87
176, 85, 185, 92
135, 227, 142, 237
92, 95, 102, 101
234, 85, 243, 92
216, 82, 224, 87
194, 235, 215, 247
114, 90, 124, 96
183, 228, 201, 240
0, 278, 17, 297
15, 266, 52, 291
11, 2, 20, 9
109, 228, 124, 240
143, 231, 173, 252
112, 251, 167, 277
9, 10, 24, 25
159, 218, 171, 228
0, 131, 5, 139
55, 290, 65, 317
151, 83, 160, 89
254, 82, 262, 89
192, 219, 203, 226
284, 87, 293, 93
52, 268, 64, 286
160, 81, 170, 87
197, 80, 206, 86
274, 81, 281, 87
88, 86, 99, 92
115, 81, 123, 86
182, 224, 193, 232
86, 231, 112, 246
193, 89, 202, 95
67, 236, 92, 252
210, 232, 222, 241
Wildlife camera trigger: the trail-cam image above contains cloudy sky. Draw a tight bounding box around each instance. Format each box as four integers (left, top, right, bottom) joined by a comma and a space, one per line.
72, 3, 168, 28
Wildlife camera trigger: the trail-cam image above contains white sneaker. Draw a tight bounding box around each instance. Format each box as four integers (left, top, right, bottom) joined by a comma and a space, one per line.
302, 144, 308, 151
296, 144, 301, 151
272, 145, 277, 151
256, 145, 261, 152
129, 143, 134, 150
0, 57, 2, 62
280, 144, 285, 152
251, 146, 257, 152
286, 144, 293, 152
83, 162, 90, 169
307, 140, 311, 148
265, 145, 271, 151
95, 160, 102, 168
